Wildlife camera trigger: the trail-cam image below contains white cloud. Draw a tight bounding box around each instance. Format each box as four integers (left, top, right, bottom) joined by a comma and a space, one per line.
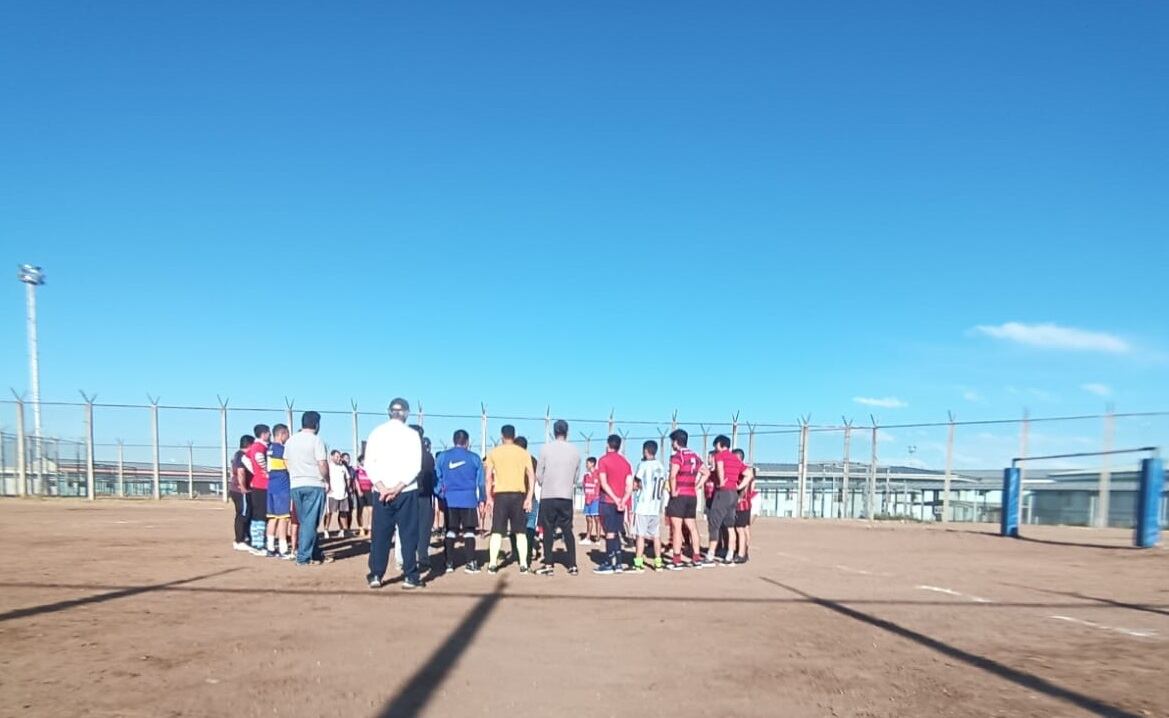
1081, 383, 1112, 398
962, 390, 983, 403
973, 322, 1130, 354
853, 396, 907, 409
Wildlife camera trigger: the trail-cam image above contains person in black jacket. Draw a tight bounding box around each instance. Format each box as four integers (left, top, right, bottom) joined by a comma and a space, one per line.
411, 425, 437, 573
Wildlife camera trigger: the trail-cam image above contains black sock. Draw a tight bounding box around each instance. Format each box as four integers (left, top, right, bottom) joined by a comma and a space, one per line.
466, 536, 477, 565
444, 536, 455, 564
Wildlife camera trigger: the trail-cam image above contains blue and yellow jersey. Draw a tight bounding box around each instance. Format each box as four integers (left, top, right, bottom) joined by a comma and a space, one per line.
267, 442, 290, 483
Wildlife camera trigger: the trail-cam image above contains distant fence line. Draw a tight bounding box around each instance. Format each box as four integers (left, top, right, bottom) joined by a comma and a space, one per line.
1, 397, 1166, 527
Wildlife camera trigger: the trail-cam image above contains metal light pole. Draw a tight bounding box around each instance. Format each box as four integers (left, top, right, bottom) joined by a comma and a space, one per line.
18, 265, 45, 490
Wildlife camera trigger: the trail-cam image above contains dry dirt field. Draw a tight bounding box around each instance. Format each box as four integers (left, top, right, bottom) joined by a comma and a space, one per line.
1, 499, 1167, 718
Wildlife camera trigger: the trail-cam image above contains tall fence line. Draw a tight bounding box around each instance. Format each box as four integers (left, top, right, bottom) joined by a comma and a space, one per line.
1, 397, 1166, 527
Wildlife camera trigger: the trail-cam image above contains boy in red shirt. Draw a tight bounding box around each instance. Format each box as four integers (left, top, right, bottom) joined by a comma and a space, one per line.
242, 424, 271, 554
665, 429, 705, 570
594, 435, 633, 574
581, 457, 600, 544
732, 448, 755, 565
707, 435, 744, 566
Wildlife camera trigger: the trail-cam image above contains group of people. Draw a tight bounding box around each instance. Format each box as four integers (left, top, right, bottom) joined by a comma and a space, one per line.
228, 398, 759, 588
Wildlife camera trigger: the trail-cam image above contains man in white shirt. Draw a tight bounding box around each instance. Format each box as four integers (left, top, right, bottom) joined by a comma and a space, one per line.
324, 450, 351, 538
365, 397, 425, 590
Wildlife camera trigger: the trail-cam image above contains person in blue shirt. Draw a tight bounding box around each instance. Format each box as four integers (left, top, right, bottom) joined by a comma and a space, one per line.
435, 429, 486, 574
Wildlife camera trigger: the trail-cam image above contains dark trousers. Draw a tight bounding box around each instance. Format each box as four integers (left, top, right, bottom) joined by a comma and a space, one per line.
417, 493, 434, 570
539, 498, 576, 568
368, 490, 421, 583
230, 492, 249, 544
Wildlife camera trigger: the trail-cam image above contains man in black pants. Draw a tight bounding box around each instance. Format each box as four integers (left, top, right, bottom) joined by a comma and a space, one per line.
411, 425, 437, 573
535, 419, 582, 576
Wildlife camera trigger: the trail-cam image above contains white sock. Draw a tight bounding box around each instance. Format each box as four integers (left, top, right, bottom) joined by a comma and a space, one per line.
278, 538, 289, 555
266, 536, 276, 552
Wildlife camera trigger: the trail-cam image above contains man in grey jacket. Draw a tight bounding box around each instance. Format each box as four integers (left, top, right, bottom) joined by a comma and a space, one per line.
535, 419, 581, 576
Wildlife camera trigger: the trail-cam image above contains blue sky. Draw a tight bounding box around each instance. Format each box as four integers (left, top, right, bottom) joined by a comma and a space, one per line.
2, 2, 1167, 467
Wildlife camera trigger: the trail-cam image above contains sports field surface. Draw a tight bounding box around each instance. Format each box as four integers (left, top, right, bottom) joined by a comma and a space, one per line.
1, 500, 1166, 718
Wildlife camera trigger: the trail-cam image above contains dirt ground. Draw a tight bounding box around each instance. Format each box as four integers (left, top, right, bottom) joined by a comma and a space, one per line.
1, 500, 1167, 718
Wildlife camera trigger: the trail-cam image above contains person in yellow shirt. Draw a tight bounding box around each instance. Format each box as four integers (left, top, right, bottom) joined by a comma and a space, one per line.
485, 424, 536, 573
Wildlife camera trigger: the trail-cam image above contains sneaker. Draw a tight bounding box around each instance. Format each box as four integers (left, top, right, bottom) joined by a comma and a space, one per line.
614, 564, 626, 574
722, 558, 736, 567
732, 556, 747, 565
536, 565, 554, 576
487, 565, 500, 575
233, 542, 251, 552
265, 550, 280, 558
281, 552, 294, 561
368, 576, 382, 589
665, 561, 684, 572
699, 557, 717, 568
567, 566, 579, 576
249, 548, 267, 557
519, 566, 531, 575
445, 563, 455, 575
401, 578, 425, 590
464, 562, 481, 575
593, 564, 616, 575
631, 563, 645, 574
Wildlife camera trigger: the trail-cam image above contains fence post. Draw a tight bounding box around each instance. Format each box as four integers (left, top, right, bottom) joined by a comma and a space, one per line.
218, 396, 229, 502
13, 393, 27, 497
149, 396, 161, 500
545, 406, 551, 442
418, 400, 424, 429
187, 442, 195, 499
350, 400, 360, 458
116, 440, 125, 498
1097, 405, 1115, 528
1017, 408, 1029, 495
747, 423, 756, 465
607, 409, 615, 438
284, 397, 294, 433
700, 424, 709, 458
943, 411, 955, 523
81, 391, 96, 501
580, 432, 592, 459
480, 403, 488, 457
731, 411, 740, 450
619, 429, 630, 457
670, 410, 678, 435
868, 416, 879, 521
841, 418, 852, 519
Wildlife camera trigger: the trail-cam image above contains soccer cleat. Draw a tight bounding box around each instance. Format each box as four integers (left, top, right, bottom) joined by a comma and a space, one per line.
665, 561, 684, 572
445, 563, 455, 575
233, 542, 251, 552
486, 565, 500, 575
464, 562, 481, 575
368, 576, 382, 589
401, 578, 425, 590
567, 566, 579, 576
631, 563, 645, 574
249, 547, 267, 557
614, 564, 626, 574
733, 556, 748, 565
722, 558, 737, 567
519, 566, 531, 575
593, 564, 616, 575
536, 565, 554, 576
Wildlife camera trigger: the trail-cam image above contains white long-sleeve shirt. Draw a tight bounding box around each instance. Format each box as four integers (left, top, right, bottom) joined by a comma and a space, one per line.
364, 419, 422, 494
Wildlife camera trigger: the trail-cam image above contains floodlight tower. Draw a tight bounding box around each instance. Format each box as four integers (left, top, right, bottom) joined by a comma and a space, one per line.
17, 265, 45, 461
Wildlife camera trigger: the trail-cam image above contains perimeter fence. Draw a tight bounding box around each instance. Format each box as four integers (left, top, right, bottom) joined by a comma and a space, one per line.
1, 397, 1165, 528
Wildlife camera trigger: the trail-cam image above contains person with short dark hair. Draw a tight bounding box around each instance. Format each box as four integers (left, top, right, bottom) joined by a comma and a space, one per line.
665, 429, 705, 570
286, 411, 331, 565
411, 425, 438, 573
631, 440, 666, 572
484, 425, 536, 574
436, 429, 485, 574
265, 424, 293, 558
242, 424, 272, 554
581, 457, 600, 544
594, 434, 633, 574
230, 434, 259, 553
707, 435, 745, 566
353, 453, 373, 538
732, 448, 755, 564
535, 419, 581, 576
325, 450, 352, 538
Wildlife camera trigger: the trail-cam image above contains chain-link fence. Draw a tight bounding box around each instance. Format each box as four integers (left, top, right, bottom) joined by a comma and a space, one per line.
1, 398, 1165, 528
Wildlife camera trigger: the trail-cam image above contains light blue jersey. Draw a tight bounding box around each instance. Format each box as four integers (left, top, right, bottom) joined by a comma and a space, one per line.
633, 458, 667, 516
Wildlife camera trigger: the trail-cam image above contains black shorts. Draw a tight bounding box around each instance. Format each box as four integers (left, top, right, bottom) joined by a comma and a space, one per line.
666, 495, 698, 519
250, 488, 268, 522
734, 509, 751, 528
707, 489, 737, 533
352, 492, 371, 510
599, 501, 624, 535
446, 507, 479, 533
492, 492, 526, 535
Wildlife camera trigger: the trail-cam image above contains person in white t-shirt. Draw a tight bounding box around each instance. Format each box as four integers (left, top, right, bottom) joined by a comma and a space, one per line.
324, 450, 351, 538
632, 440, 667, 572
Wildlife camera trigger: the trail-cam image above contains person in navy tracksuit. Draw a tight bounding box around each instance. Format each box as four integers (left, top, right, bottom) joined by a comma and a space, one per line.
435, 429, 486, 574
